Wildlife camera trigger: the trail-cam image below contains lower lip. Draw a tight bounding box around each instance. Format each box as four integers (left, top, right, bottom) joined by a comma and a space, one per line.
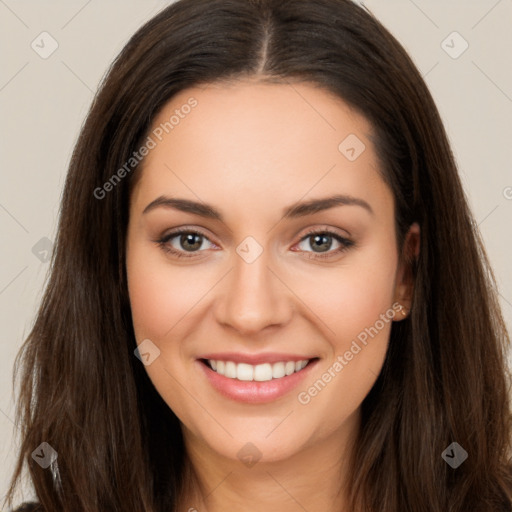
196, 359, 319, 404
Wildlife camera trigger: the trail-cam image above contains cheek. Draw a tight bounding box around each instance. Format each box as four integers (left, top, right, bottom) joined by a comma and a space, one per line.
291, 237, 398, 347
335, 261, 397, 337
293, 241, 398, 420
126, 242, 210, 341
127, 262, 175, 341
126, 243, 205, 420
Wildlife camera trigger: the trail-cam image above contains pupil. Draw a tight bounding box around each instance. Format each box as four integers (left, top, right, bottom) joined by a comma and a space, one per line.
312, 234, 331, 252
181, 233, 202, 251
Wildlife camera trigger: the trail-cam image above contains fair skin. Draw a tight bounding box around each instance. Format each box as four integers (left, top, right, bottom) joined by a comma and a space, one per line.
126, 80, 419, 511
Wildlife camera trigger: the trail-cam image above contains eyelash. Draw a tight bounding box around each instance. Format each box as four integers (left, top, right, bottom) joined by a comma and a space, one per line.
155, 227, 355, 260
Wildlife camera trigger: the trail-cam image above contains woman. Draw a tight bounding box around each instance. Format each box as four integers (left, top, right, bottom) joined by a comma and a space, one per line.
6, 0, 512, 510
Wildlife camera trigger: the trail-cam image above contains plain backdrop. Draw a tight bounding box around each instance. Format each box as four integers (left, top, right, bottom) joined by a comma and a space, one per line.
1, 0, 511, 505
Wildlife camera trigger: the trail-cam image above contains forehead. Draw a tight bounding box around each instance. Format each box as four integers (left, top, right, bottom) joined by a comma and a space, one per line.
131, 80, 391, 220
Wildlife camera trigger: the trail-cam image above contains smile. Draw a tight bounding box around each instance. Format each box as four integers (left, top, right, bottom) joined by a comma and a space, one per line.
197, 356, 320, 404
205, 359, 310, 381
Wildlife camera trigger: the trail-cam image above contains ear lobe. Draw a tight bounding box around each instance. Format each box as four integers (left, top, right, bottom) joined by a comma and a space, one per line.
393, 222, 420, 320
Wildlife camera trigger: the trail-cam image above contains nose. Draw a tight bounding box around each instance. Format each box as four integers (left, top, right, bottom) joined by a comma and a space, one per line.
214, 247, 292, 335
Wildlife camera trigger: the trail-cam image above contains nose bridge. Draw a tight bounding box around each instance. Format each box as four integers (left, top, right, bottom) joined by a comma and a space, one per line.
216, 238, 290, 334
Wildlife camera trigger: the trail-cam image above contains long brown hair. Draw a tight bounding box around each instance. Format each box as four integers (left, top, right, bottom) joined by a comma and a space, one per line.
6, 0, 512, 510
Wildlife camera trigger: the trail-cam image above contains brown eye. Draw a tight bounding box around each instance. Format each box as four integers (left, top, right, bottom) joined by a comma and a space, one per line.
177, 233, 204, 252
295, 229, 354, 260
305, 233, 334, 253
157, 228, 216, 258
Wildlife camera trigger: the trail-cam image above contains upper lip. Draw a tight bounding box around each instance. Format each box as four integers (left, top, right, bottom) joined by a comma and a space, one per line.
198, 352, 317, 365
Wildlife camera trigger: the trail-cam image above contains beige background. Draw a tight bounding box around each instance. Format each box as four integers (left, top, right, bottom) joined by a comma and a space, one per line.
1, 0, 511, 505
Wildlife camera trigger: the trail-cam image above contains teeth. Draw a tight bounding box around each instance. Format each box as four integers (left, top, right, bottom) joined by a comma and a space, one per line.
207, 359, 310, 381
225, 361, 237, 379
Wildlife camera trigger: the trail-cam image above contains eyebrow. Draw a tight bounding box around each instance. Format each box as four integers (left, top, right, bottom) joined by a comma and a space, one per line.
142, 194, 374, 220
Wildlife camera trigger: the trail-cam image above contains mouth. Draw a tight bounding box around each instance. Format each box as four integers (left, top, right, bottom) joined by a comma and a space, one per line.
196, 356, 320, 404
199, 358, 317, 382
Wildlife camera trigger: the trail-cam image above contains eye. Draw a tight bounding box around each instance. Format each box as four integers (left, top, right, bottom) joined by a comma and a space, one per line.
294, 228, 354, 259
156, 228, 216, 258
155, 227, 355, 260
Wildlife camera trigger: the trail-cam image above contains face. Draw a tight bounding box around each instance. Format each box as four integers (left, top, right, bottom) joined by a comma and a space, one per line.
126, 80, 417, 466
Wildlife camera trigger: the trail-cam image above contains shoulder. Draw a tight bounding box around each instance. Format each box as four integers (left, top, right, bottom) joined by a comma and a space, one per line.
13, 503, 42, 512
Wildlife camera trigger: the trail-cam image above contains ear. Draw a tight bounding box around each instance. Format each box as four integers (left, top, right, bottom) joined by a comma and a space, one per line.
393, 222, 420, 321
